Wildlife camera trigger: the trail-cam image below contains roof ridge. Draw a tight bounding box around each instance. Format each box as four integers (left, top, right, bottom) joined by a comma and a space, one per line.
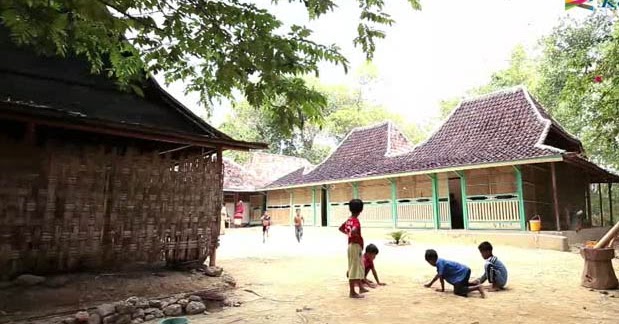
459, 85, 526, 104
348, 120, 391, 133
385, 122, 415, 157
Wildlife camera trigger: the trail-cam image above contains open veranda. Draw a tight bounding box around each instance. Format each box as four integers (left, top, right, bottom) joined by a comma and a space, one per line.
198, 226, 619, 324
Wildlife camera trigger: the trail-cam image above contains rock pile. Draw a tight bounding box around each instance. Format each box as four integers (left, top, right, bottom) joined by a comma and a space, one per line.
58, 292, 223, 324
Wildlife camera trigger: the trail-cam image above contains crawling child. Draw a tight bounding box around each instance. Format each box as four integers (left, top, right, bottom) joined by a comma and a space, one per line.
424, 249, 485, 298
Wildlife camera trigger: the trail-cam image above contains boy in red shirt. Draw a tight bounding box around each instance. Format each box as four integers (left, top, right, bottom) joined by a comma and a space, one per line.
339, 199, 367, 298
362, 244, 386, 288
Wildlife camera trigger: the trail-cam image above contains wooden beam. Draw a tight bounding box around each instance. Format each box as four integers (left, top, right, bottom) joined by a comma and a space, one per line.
551, 162, 561, 231
586, 183, 593, 225
25, 122, 36, 144
599, 183, 604, 227
430, 174, 440, 229
514, 166, 527, 231
610, 183, 614, 225
389, 179, 398, 229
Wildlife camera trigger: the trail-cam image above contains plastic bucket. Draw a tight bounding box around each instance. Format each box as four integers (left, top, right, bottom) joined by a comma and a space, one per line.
160, 317, 189, 324
529, 215, 541, 232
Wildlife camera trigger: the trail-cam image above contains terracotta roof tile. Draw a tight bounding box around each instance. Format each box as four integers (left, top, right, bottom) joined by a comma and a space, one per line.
267, 87, 584, 188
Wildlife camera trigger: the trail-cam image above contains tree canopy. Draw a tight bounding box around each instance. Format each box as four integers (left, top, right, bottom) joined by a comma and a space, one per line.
0, 0, 420, 133
220, 69, 426, 164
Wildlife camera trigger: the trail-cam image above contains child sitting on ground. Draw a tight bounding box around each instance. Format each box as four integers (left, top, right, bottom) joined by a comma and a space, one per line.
470, 241, 508, 291
424, 249, 485, 298
347, 244, 387, 288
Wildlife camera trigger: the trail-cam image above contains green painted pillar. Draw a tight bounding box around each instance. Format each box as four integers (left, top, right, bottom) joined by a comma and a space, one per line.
312, 187, 317, 226
352, 182, 359, 199
430, 174, 440, 229
389, 179, 398, 228
456, 171, 469, 230
514, 166, 527, 231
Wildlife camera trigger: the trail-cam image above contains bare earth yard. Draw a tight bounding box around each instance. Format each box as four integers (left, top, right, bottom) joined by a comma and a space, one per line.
191, 226, 619, 324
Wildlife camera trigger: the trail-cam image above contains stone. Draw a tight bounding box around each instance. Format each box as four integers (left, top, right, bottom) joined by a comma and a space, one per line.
148, 300, 163, 309
115, 314, 131, 324
125, 297, 139, 305
75, 311, 90, 322
188, 295, 202, 302
14, 274, 45, 286
177, 299, 189, 308
88, 313, 101, 324
115, 302, 135, 314
152, 309, 164, 318
62, 317, 77, 324
163, 304, 182, 316
131, 319, 143, 324
185, 301, 206, 315
222, 299, 233, 307
222, 274, 236, 287
233, 301, 241, 307
102, 314, 117, 324
44, 276, 70, 288
204, 266, 223, 277
97, 304, 116, 318
144, 315, 155, 321
203, 311, 211, 315
143, 308, 157, 315
134, 299, 149, 309
131, 308, 144, 319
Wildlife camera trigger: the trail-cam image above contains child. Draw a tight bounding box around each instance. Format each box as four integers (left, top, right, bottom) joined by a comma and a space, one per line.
260, 211, 271, 243
338, 199, 367, 298
471, 241, 508, 291
362, 244, 386, 288
294, 208, 304, 243
424, 249, 485, 298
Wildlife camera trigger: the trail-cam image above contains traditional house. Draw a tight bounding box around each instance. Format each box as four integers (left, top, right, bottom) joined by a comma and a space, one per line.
0, 30, 264, 278
223, 153, 311, 225
265, 87, 619, 231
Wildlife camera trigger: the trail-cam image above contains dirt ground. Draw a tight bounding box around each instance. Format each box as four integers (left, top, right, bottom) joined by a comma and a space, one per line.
188, 226, 619, 324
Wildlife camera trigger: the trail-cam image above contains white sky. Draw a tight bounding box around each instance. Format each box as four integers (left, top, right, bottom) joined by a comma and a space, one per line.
159, 0, 581, 127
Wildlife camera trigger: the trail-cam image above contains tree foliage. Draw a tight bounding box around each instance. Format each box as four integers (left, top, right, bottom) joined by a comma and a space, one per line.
0, 0, 420, 134
220, 71, 425, 164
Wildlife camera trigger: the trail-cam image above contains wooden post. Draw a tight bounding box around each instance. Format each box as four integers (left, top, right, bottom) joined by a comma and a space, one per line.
599, 183, 604, 227
609, 183, 614, 225
210, 147, 223, 267
289, 191, 294, 226
326, 186, 331, 226
455, 171, 469, 230
25, 122, 36, 144
430, 174, 440, 230
586, 183, 593, 225
352, 182, 359, 199
551, 162, 561, 231
312, 187, 317, 226
514, 166, 527, 231
389, 179, 398, 229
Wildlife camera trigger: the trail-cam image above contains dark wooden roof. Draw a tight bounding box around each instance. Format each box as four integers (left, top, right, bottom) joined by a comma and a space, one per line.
268, 87, 617, 188
0, 28, 264, 150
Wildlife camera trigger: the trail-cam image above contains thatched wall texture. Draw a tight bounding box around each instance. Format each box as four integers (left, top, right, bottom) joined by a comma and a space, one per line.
0, 136, 222, 279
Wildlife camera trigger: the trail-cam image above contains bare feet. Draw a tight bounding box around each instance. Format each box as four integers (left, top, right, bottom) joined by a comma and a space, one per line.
359, 287, 369, 294
349, 293, 365, 299
479, 287, 486, 299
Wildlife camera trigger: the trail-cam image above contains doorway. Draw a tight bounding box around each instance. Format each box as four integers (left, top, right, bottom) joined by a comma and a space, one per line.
321, 187, 328, 226
448, 177, 464, 229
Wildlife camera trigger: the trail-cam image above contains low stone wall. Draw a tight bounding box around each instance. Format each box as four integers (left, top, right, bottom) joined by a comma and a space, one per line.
405, 230, 570, 251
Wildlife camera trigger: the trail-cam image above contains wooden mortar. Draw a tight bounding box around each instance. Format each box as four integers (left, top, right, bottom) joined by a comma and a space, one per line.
580, 247, 619, 290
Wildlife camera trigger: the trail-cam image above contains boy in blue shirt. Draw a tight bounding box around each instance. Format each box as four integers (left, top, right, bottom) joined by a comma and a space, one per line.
470, 241, 508, 291
424, 249, 485, 298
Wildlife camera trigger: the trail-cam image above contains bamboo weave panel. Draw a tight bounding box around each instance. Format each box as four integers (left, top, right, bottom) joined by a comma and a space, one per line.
0, 140, 221, 278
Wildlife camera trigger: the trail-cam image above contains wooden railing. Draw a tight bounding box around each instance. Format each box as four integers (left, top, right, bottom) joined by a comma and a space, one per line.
396, 198, 434, 228
293, 204, 316, 226
466, 194, 520, 229
439, 200, 451, 229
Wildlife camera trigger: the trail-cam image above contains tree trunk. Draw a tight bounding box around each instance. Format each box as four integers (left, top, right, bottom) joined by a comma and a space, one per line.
580, 247, 619, 290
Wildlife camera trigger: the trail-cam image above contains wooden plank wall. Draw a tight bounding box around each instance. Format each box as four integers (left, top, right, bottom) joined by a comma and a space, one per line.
266, 190, 290, 225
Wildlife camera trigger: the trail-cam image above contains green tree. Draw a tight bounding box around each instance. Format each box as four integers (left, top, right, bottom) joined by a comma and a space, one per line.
439, 44, 537, 118
0, 0, 420, 134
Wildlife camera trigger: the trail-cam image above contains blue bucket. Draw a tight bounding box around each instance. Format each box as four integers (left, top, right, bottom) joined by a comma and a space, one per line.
159, 318, 189, 324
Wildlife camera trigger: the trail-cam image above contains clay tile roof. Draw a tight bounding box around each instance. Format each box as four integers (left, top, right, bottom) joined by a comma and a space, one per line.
267, 87, 584, 189
224, 153, 312, 191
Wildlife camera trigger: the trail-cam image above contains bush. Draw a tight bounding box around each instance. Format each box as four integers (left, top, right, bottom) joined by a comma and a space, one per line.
388, 230, 408, 245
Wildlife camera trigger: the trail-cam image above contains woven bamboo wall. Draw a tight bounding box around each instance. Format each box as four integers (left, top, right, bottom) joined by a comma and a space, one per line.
465, 167, 517, 196
396, 175, 433, 199
0, 138, 221, 278
522, 164, 554, 229
358, 179, 390, 201
292, 188, 312, 205
266, 190, 290, 225
329, 184, 352, 202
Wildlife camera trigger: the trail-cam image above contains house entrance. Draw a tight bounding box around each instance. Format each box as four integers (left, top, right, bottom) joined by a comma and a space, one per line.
448, 177, 464, 229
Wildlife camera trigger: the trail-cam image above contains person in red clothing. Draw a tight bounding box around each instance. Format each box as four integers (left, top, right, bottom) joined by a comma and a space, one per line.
338, 199, 367, 298
362, 244, 386, 288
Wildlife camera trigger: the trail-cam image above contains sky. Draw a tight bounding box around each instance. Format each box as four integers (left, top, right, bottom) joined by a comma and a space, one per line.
159, 0, 582, 127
